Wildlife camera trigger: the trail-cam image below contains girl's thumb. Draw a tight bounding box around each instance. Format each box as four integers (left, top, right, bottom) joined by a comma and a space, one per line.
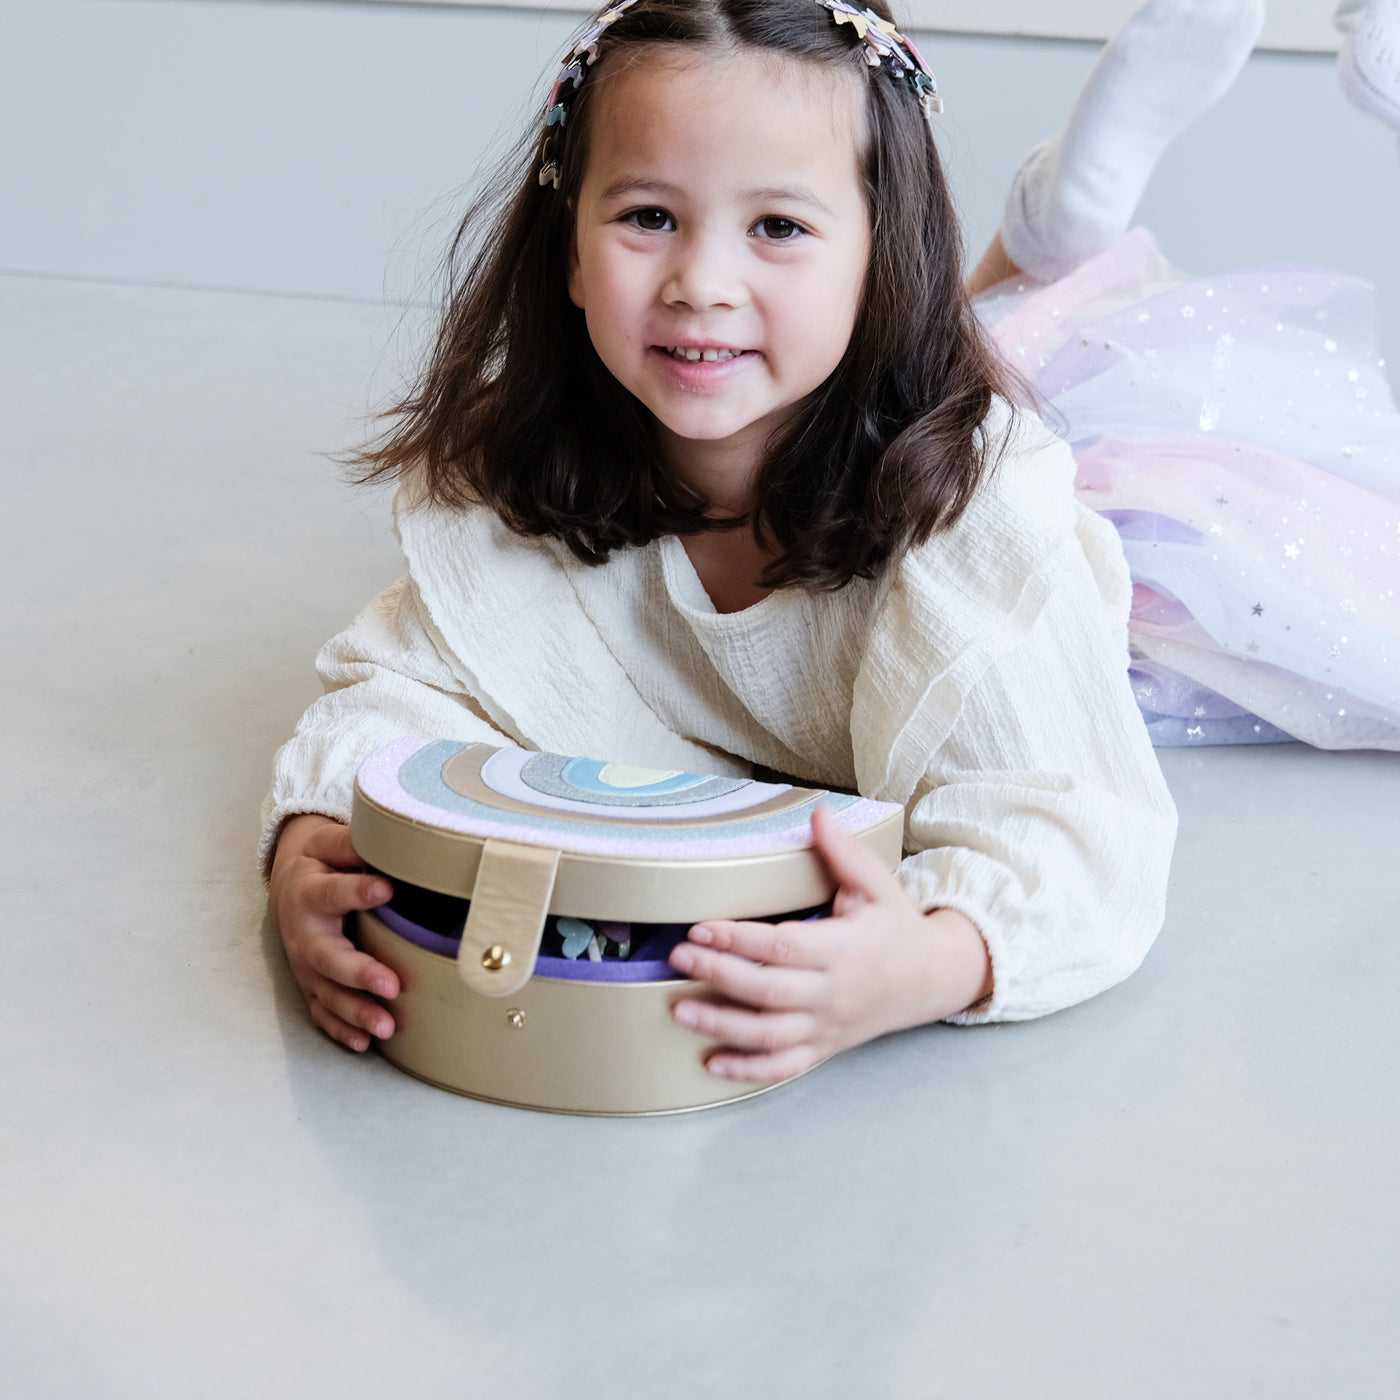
809, 803, 901, 906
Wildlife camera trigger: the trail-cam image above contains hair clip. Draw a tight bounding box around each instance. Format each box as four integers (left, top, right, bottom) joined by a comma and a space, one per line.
538, 0, 640, 187
818, 0, 944, 123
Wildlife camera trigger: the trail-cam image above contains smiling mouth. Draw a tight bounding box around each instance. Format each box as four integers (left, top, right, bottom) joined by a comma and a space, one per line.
663, 346, 742, 363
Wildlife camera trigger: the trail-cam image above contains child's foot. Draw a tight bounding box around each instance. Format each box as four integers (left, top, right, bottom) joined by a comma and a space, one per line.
1336, 0, 1400, 131
1002, 0, 1266, 282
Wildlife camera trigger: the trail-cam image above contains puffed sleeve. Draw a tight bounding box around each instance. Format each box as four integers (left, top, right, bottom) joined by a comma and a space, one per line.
898, 521, 1176, 1022
854, 408, 1177, 1022
257, 573, 513, 875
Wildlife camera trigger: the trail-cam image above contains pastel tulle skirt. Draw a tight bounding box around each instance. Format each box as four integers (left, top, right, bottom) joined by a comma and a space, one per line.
979, 229, 1400, 750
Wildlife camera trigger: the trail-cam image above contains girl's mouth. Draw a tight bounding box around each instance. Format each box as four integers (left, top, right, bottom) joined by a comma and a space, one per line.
662, 345, 742, 363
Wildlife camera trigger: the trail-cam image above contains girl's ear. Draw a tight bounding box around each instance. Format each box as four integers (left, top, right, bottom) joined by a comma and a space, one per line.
568, 244, 584, 309
567, 206, 585, 310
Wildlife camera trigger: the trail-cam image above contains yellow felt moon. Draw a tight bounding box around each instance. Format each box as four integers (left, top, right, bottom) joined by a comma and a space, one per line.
596, 762, 687, 789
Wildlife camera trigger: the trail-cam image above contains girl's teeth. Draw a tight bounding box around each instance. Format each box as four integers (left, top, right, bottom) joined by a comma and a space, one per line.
669, 347, 736, 362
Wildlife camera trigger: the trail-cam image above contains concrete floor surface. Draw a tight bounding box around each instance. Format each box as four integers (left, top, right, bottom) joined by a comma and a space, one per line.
3, 274, 1398, 1398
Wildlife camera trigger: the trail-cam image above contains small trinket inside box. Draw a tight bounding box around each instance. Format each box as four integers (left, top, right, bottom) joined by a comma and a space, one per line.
351, 739, 904, 1116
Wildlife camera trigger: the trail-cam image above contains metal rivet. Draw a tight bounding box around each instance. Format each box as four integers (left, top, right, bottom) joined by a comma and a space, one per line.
505, 1008, 526, 1030
481, 944, 511, 972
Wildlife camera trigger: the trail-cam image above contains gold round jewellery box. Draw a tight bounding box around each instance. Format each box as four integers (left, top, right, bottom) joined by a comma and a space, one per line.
351, 738, 904, 1116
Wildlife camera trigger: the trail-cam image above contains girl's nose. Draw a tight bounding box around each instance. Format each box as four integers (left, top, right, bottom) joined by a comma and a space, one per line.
661, 234, 746, 311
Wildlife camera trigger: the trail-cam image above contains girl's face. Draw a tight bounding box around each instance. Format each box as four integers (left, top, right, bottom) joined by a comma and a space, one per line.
569, 46, 871, 495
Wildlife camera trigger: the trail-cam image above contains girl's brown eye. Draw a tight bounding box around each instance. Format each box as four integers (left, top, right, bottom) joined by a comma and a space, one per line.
632, 208, 672, 232
756, 217, 800, 240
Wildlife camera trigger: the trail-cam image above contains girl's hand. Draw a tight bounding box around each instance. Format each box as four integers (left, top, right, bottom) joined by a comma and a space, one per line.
668, 805, 992, 1085
269, 814, 401, 1053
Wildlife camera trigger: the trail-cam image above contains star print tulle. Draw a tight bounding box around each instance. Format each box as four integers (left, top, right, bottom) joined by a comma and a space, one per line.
979, 229, 1400, 750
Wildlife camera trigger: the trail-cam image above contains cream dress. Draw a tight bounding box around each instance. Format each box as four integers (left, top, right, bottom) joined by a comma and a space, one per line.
262, 401, 1177, 1024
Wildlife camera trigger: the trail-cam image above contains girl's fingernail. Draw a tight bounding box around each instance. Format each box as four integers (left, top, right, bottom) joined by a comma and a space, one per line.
373, 977, 396, 997
689, 925, 715, 944
375, 1019, 393, 1038
707, 1059, 730, 1078
670, 946, 695, 973
673, 1001, 700, 1027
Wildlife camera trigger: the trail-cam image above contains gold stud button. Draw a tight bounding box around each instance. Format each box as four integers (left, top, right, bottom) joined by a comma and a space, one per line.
481, 944, 511, 972
505, 1008, 526, 1030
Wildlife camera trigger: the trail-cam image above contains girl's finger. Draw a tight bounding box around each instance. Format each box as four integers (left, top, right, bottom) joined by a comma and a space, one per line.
669, 943, 823, 1010
307, 997, 374, 1053
704, 1043, 825, 1086
306, 973, 396, 1041
810, 805, 904, 908
686, 917, 833, 969
305, 870, 393, 920
671, 997, 815, 1052
307, 939, 400, 1000
303, 820, 364, 871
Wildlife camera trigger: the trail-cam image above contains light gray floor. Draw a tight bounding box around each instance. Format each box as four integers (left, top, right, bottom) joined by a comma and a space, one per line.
3, 272, 1399, 1398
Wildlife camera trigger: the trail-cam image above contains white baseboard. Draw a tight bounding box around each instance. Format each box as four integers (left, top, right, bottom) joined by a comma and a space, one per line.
333, 0, 1342, 52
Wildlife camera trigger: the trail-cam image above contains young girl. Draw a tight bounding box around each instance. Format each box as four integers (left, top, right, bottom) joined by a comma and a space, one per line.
265, 0, 1186, 1081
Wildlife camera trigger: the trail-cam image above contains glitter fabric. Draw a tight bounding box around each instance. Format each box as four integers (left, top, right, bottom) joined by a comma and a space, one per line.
984, 229, 1400, 750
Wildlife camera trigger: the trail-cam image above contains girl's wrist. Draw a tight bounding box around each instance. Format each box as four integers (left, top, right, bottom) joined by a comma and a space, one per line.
911, 908, 994, 1025
269, 813, 343, 892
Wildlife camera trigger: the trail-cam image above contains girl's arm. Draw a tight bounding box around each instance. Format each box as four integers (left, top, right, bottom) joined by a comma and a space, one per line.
669, 503, 1177, 1080
265, 572, 515, 1049
261, 573, 513, 873
894, 519, 1178, 1025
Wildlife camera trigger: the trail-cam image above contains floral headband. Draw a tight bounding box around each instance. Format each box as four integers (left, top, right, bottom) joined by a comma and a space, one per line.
537, 0, 942, 190
818, 1, 943, 124
538, 0, 640, 190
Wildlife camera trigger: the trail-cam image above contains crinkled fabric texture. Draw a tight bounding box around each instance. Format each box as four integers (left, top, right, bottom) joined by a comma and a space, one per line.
262, 400, 1177, 1024
982, 228, 1400, 750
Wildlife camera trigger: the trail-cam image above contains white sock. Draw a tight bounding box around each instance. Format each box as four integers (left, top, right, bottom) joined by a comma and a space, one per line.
1002, 0, 1266, 282
1336, 0, 1400, 132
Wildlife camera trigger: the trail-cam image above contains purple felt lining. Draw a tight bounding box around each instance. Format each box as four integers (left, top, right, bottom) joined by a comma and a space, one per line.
371, 904, 684, 983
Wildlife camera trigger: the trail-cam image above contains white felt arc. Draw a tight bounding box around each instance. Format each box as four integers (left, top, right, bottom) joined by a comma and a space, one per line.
477, 745, 791, 822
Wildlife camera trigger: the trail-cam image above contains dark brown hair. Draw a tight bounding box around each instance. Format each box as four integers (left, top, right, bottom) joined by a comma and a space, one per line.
352, 0, 1020, 589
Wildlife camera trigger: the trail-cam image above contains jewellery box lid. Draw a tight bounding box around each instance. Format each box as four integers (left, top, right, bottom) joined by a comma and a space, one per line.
351, 738, 904, 998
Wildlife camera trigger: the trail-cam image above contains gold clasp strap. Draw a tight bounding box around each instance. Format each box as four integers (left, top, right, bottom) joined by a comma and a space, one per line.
456, 839, 561, 997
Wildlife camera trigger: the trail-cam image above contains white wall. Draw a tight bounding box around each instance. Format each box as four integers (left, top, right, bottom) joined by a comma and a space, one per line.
2, 0, 575, 302
4, 0, 1397, 377
908, 0, 1335, 48
333, 0, 1343, 51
